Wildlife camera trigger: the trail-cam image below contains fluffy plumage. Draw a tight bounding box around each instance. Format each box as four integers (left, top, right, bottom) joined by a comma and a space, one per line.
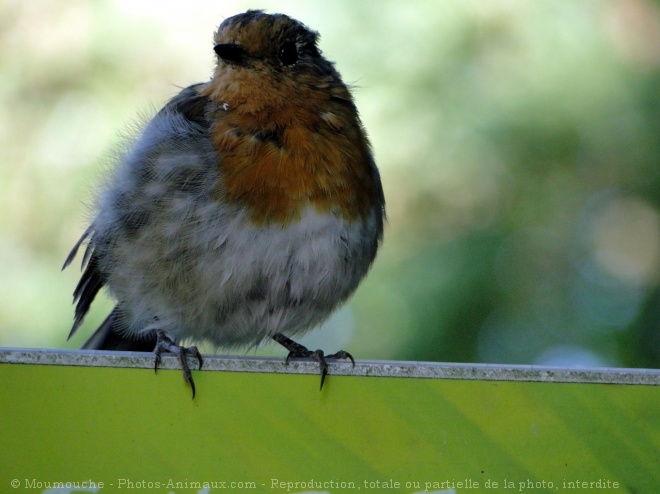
64, 10, 385, 394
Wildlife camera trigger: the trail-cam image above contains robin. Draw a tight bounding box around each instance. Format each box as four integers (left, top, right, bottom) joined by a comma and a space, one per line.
64, 10, 385, 398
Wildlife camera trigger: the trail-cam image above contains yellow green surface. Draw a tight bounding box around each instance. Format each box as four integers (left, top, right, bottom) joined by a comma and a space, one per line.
1, 362, 658, 493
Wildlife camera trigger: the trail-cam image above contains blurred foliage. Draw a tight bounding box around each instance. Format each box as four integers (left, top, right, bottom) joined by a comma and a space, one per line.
0, 0, 658, 368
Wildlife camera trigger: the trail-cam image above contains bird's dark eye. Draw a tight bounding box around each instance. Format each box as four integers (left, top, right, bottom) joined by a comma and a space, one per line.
278, 41, 298, 66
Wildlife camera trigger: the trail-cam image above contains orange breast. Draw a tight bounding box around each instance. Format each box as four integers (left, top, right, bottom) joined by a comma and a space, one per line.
209, 108, 378, 226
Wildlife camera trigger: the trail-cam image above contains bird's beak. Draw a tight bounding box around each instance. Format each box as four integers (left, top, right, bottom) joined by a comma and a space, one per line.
213, 43, 247, 66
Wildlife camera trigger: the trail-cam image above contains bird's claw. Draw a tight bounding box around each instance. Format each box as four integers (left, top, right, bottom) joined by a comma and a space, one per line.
153, 330, 204, 399
273, 333, 354, 390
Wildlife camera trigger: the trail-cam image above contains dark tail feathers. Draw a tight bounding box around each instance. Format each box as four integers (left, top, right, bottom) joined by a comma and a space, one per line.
82, 306, 157, 352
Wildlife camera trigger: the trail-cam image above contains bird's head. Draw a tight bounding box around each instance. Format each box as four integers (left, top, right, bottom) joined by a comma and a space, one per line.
204, 10, 353, 123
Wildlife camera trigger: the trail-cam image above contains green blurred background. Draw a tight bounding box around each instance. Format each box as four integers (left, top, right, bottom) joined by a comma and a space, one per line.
1, 0, 659, 369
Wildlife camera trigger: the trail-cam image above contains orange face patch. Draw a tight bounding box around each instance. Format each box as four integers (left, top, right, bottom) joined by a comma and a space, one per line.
198, 20, 380, 227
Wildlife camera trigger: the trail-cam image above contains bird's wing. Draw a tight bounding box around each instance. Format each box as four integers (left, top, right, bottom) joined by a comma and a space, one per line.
64, 84, 213, 349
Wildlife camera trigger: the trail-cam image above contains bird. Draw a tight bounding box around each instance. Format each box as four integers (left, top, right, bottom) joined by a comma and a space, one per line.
63, 10, 385, 398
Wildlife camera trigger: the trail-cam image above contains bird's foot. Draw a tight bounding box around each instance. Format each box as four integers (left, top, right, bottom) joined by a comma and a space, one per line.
272, 332, 355, 390
153, 330, 204, 399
